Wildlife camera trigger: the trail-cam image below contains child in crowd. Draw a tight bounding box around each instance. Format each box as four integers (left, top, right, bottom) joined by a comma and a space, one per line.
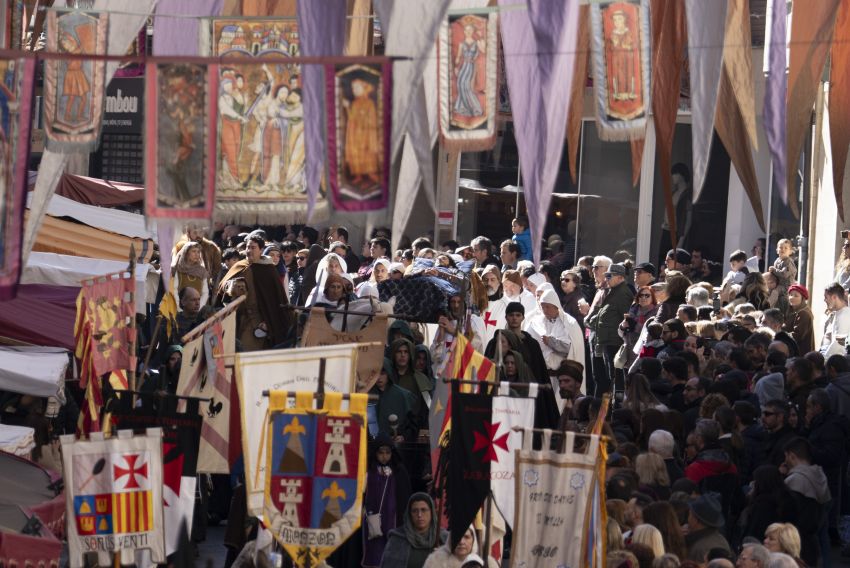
720, 249, 749, 303
638, 322, 665, 358
770, 238, 797, 286
511, 216, 532, 262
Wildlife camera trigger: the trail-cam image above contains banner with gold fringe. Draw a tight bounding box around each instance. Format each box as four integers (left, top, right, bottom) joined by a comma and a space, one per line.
43, 9, 108, 152
265, 391, 368, 568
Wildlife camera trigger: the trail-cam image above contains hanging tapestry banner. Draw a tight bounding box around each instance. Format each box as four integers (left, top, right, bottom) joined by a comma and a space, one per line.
437, 11, 499, 151
265, 391, 368, 568
0, 56, 35, 301
235, 344, 359, 516
175, 310, 236, 474
590, 0, 651, 141
205, 18, 329, 224
144, 62, 218, 220
43, 10, 108, 151
111, 395, 202, 557
60, 429, 166, 568
511, 430, 606, 568
325, 61, 392, 212
496, 38, 511, 117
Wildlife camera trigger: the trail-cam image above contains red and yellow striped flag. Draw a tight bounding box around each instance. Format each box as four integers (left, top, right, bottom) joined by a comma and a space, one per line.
444, 333, 496, 390
111, 491, 154, 533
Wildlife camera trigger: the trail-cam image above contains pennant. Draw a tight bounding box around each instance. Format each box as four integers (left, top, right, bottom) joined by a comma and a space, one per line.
43, 9, 108, 152
830, 0, 850, 220
437, 4, 499, 151
144, 62, 218, 220
325, 61, 392, 212
490, 394, 535, 529
373, 0, 452, 160
590, 0, 651, 142
500, 0, 579, 263
0, 56, 35, 301
763, 0, 788, 207
235, 344, 359, 515
448, 390, 495, 548
567, 5, 590, 185
685, 0, 728, 201
175, 310, 236, 474
111, 395, 202, 556
265, 392, 368, 567
153, 0, 224, 57
510, 430, 607, 568
715, 0, 765, 230
296, 0, 346, 220
207, 18, 329, 224
60, 429, 166, 568
301, 307, 388, 392
650, 0, 688, 246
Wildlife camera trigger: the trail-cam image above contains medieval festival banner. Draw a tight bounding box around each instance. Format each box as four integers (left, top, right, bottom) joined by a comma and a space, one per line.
203, 18, 329, 223
590, 0, 651, 141
324, 61, 392, 212
0, 55, 35, 301
74, 270, 136, 434
235, 343, 359, 515
265, 391, 368, 567
175, 309, 236, 474
511, 430, 606, 568
144, 62, 218, 220
43, 9, 108, 151
60, 429, 166, 567
437, 8, 499, 151
111, 394, 203, 557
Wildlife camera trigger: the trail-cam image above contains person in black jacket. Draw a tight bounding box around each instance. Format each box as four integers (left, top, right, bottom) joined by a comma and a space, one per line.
803, 388, 850, 543
738, 464, 796, 547
760, 399, 796, 467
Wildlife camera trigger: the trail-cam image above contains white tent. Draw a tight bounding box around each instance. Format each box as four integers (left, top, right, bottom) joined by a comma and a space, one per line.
0, 346, 69, 400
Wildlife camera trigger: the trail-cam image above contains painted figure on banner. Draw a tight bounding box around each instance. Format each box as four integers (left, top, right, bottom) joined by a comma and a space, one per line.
157, 64, 206, 207
56, 13, 95, 126
211, 19, 317, 220
497, 39, 511, 116
450, 16, 487, 128
343, 77, 380, 192
0, 60, 18, 270
603, 3, 644, 120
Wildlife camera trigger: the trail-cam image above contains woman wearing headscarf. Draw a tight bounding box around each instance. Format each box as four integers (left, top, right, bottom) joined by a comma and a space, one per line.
380, 493, 446, 568
523, 288, 585, 374
485, 329, 561, 429
263, 242, 288, 288
305, 252, 348, 306
422, 525, 479, 568
501, 270, 537, 315
363, 434, 412, 568
389, 338, 432, 433
413, 344, 436, 392
173, 241, 210, 306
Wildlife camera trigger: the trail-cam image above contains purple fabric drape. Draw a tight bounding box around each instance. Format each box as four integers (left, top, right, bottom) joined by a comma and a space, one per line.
297, 0, 347, 220
764, 0, 787, 203
499, 0, 579, 264
153, 0, 223, 56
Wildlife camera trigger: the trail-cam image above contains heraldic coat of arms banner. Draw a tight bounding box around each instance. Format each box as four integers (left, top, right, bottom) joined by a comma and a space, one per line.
60, 428, 165, 568
264, 391, 368, 567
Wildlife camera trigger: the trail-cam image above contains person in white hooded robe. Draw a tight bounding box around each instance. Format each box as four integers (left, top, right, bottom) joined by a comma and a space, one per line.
523, 288, 585, 404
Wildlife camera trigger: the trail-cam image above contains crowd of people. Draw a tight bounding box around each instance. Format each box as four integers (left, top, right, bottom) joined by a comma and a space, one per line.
7, 215, 850, 568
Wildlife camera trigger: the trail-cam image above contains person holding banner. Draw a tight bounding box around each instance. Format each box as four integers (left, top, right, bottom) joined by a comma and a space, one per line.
381, 493, 446, 568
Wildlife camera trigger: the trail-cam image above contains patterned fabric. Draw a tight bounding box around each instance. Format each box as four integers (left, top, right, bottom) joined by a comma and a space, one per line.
0, 56, 36, 301
378, 278, 451, 323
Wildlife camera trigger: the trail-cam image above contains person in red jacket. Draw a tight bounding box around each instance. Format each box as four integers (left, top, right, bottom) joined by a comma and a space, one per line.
685, 418, 738, 483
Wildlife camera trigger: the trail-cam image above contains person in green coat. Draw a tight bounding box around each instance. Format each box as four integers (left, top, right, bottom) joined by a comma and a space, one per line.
585, 263, 634, 398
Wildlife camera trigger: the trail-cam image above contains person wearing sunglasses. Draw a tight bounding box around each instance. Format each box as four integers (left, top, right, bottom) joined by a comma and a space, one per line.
617, 286, 658, 371
759, 400, 796, 467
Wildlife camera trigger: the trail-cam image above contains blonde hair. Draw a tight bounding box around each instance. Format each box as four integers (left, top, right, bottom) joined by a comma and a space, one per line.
635, 453, 670, 487
632, 524, 666, 558
606, 518, 624, 552
765, 523, 801, 557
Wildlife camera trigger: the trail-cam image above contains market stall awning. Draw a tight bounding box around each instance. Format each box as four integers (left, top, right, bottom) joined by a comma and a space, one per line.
0, 285, 77, 350
0, 346, 69, 401
54, 172, 144, 207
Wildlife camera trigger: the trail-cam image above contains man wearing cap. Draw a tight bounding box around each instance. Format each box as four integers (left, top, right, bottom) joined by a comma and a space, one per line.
585, 263, 633, 398
554, 360, 584, 431
634, 262, 656, 288
665, 248, 692, 275
685, 493, 731, 562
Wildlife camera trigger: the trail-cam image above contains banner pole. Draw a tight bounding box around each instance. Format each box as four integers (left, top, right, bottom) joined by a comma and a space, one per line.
128, 244, 137, 398
483, 492, 493, 564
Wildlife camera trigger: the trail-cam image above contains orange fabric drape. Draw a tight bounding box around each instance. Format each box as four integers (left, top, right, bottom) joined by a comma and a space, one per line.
631, 138, 645, 188
650, 0, 687, 247
567, 5, 590, 185
830, 0, 850, 221
787, 0, 841, 216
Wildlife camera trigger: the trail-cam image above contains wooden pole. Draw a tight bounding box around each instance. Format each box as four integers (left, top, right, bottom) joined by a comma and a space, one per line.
128, 244, 137, 397
180, 295, 245, 344
138, 315, 164, 390
483, 493, 493, 566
